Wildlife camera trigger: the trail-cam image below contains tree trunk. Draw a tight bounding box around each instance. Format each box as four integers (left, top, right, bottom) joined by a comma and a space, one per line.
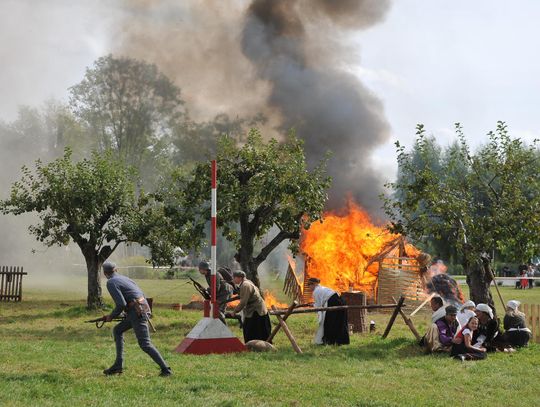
465, 252, 496, 316
83, 247, 104, 309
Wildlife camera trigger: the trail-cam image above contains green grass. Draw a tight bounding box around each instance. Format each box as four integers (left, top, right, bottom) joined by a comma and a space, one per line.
0, 279, 539, 407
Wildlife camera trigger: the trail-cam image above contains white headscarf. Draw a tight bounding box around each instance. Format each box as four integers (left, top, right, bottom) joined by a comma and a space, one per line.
476, 303, 494, 319
460, 300, 475, 311
507, 300, 521, 311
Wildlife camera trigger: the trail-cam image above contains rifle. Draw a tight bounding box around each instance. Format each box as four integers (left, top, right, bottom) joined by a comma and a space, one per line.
187, 276, 211, 300
85, 316, 125, 329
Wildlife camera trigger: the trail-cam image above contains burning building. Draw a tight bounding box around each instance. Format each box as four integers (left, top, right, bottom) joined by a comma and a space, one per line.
284, 200, 463, 309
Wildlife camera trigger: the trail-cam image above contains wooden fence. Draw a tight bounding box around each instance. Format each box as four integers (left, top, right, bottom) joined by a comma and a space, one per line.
523, 304, 540, 343
0, 266, 27, 302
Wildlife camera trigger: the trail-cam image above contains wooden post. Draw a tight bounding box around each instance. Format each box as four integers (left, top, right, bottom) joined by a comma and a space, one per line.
269, 303, 401, 316
382, 296, 405, 339
410, 293, 435, 317
267, 301, 298, 343
392, 296, 421, 341
271, 305, 302, 354
486, 267, 506, 311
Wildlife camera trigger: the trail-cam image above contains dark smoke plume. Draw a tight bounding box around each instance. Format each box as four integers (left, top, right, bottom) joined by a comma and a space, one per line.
241, 0, 391, 212
426, 274, 465, 306
113, 0, 391, 213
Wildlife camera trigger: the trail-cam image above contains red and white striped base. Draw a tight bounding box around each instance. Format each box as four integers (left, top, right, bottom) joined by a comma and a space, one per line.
175, 318, 246, 354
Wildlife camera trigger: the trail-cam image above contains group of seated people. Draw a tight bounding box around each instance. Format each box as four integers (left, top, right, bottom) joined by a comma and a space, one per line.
422, 296, 531, 361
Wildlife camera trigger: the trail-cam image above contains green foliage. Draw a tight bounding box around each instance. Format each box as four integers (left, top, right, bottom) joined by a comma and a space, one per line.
69, 54, 185, 186
149, 129, 331, 283
383, 122, 540, 265
0, 148, 141, 252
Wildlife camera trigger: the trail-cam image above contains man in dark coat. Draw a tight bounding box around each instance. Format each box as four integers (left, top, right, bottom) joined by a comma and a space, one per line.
198, 261, 233, 323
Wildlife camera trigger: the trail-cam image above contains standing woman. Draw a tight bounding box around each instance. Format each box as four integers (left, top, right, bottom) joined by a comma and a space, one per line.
307, 278, 350, 345
232, 270, 271, 343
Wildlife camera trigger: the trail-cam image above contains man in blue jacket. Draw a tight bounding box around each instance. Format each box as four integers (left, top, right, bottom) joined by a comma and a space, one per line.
102, 261, 171, 376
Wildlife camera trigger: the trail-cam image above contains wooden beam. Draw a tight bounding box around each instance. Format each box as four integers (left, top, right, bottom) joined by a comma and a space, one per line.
269, 303, 400, 316
271, 305, 302, 354
382, 296, 405, 339
392, 296, 421, 341
267, 301, 297, 343
409, 293, 435, 317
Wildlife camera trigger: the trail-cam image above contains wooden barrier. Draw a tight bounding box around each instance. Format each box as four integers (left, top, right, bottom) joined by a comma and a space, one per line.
523, 304, 540, 343
0, 266, 27, 302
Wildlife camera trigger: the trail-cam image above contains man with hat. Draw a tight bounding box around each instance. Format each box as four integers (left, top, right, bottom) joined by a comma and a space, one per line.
424, 305, 459, 353
198, 260, 233, 323
101, 261, 171, 376
231, 270, 271, 343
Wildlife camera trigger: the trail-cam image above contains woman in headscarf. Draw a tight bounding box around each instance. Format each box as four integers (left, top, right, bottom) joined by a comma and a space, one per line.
502, 300, 531, 347
457, 300, 476, 329
231, 270, 271, 343
307, 278, 350, 345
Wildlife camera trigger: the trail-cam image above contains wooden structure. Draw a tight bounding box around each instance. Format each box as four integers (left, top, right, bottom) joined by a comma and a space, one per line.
523, 304, 540, 343
268, 296, 419, 352
283, 236, 424, 309
0, 266, 27, 302
341, 291, 367, 333
376, 257, 423, 306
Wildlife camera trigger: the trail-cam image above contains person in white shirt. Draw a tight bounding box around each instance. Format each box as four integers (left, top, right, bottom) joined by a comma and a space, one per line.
457, 300, 476, 329
430, 296, 446, 323
307, 278, 350, 345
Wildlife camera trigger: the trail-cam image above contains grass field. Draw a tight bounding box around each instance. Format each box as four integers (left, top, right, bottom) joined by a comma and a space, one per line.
1, 274, 539, 407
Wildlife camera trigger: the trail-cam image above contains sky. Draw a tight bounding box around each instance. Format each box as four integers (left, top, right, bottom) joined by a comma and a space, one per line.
1, 0, 539, 183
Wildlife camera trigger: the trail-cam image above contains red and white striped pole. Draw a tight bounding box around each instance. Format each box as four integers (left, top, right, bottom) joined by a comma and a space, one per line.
175, 158, 246, 353
210, 160, 218, 318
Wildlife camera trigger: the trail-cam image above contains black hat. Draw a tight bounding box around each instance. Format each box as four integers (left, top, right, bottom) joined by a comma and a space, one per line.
198, 261, 211, 271
307, 277, 321, 284
445, 305, 458, 315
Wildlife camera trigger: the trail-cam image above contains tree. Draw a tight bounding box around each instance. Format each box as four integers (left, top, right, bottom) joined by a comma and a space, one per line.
69, 55, 185, 186
0, 149, 147, 309
151, 129, 331, 287
382, 122, 540, 310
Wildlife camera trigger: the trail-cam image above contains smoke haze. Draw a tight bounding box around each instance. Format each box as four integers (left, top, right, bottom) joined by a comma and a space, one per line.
0, 0, 393, 277
111, 0, 392, 212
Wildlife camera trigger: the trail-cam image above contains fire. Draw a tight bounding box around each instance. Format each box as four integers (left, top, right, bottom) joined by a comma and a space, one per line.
225, 290, 287, 309
263, 290, 288, 309
301, 199, 418, 295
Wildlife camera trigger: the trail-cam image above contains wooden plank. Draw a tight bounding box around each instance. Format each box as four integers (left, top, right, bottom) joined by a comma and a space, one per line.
532, 304, 538, 343
271, 305, 302, 354
382, 296, 406, 339
0, 267, 4, 301
267, 301, 298, 343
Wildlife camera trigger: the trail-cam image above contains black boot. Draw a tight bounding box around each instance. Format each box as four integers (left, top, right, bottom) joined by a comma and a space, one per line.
103, 366, 123, 375
159, 367, 172, 377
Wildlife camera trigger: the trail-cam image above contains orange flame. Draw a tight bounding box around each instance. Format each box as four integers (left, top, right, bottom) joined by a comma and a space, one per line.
263, 290, 288, 309
301, 199, 418, 296
225, 290, 287, 310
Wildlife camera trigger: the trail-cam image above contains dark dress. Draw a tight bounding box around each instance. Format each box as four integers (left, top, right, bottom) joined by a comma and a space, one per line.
451, 328, 487, 361
503, 313, 531, 347
243, 313, 272, 343
473, 318, 502, 351
323, 293, 350, 345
